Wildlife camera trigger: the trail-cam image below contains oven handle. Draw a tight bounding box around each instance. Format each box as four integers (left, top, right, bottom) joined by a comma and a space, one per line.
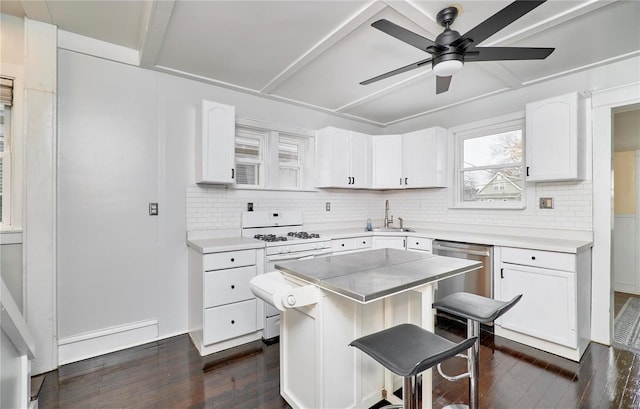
268, 251, 319, 262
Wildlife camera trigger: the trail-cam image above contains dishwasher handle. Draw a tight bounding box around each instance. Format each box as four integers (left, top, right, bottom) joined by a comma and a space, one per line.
432, 244, 491, 257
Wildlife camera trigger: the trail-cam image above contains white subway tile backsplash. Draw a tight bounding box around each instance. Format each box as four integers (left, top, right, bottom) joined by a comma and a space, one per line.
186, 180, 593, 232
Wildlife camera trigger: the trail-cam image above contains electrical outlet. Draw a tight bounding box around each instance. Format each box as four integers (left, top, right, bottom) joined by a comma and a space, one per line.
247, 202, 253, 211
539, 197, 554, 209
149, 203, 159, 216
326, 202, 330, 211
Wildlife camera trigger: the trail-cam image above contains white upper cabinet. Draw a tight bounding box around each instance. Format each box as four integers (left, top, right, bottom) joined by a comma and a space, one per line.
371, 134, 403, 189
525, 92, 586, 182
402, 127, 448, 188
196, 100, 236, 184
315, 127, 370, 188
371, 127, 448, 189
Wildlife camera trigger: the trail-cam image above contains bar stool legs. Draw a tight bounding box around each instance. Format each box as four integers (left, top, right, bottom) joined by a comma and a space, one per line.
433, 292, 523, 409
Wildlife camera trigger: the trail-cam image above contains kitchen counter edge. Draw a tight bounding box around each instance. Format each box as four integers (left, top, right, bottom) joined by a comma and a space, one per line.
187, 237, 265, 254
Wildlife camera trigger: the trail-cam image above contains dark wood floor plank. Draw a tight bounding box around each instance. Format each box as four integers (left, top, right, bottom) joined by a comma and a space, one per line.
39, 317, 638, 409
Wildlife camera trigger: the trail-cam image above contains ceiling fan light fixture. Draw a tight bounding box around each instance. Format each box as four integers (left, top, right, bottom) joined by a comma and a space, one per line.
433, 59, 463, 76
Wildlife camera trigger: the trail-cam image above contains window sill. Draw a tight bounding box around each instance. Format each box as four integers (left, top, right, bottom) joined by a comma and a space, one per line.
0, 230, 23, 245
449, 203, 526, 210
233, 186, 319, 193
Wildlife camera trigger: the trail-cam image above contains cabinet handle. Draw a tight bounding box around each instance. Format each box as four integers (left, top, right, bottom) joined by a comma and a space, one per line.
362, 241, 366, 244
500, 268, 504, 279
231, 285, 235, 289
416, 242, 419, 245
341, 243, 345, 247
231, 320, 235, 324
526, 166, 530, 177
232, 168, 235, 179
400, 178, 403, 185
405, 177, 408, 185
531, 256, 536, 261
230, 258, 235, 262
353, 177, 355, 185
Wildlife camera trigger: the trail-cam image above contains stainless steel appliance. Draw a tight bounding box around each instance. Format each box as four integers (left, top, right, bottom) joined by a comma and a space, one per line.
432, 240, 494, 306
242, 211, 331, 340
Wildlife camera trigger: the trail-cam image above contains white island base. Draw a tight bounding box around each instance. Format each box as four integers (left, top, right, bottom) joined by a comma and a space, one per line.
280, 274, 436, 409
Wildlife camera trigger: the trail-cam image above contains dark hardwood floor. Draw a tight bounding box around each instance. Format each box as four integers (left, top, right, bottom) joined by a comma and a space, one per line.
39, 312, 640, 409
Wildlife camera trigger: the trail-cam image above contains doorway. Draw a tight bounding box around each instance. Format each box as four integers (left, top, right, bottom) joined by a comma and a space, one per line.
612, 106, 640, 348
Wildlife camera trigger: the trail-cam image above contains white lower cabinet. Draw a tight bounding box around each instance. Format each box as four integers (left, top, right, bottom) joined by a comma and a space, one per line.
406, 236, 432, 253
494, 246, 591, 361
331, 236, 372, 254
372, 236, 406, 250
189, 246, 265, 356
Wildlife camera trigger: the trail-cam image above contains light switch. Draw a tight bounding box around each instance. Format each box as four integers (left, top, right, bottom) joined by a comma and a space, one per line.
149, 203, 159, 216
539, 197, 554, 209
326, 202, 331, 211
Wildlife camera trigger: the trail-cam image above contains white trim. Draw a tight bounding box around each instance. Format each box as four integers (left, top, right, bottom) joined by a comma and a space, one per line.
57, 30, 140, 66
58, 319, 159, 365
0, 231, 22, 244
591, 81, 640, 345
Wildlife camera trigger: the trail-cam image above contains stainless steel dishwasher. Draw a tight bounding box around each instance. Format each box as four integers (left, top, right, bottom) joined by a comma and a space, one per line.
432, 240, 494, 305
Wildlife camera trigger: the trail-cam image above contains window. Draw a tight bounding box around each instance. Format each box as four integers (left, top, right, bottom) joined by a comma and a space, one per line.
234, 118, 313, 190
454, 118, 525, 208
0, 77, 13, 227
235, 128, 266, 187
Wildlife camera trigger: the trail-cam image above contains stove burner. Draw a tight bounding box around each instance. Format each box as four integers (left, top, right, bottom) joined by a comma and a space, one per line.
287, 231, 321, 239
254, 234, 288, 242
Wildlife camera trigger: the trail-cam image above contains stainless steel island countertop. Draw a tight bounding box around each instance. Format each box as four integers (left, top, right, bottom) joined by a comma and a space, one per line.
275, 248, 482, 303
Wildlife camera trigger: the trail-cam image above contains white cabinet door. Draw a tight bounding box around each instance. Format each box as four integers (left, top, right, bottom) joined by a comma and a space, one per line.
316, 127, 370, 188
499, 263, 577, 348
350, 131, 371, 188
525, 92, 585, 182
372, 236, 406, 250
196, 100, 236, 184
402, 127, 448, 188
371, 134, 402, 189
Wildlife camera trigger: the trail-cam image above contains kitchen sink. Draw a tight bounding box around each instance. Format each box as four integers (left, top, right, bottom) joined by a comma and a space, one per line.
371, 227, 415, 232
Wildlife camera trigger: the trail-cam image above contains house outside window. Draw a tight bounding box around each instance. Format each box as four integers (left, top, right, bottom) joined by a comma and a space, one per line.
0, 76, 13, 228
454, 117, 525, 209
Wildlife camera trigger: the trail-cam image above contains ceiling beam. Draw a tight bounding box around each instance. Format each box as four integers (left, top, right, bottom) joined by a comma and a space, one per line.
19, 0, 52, 23
260, 0, 386, 94
138, 0, 175, 67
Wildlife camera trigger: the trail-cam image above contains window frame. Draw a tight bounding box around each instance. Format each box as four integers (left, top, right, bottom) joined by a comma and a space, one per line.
0, 104, 11, 228
235, 127, 267, 188
234, 118, 314, 191
451, 114, 526, 210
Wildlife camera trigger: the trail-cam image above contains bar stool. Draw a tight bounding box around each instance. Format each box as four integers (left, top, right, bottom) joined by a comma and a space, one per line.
349, 323, 478, 409
432, 292, 523, 409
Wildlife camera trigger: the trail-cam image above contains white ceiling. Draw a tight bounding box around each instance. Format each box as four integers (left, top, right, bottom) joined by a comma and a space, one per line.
2, 0, 640, 127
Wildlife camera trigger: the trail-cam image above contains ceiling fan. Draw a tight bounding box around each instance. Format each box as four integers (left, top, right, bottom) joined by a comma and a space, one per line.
361, 0, 555, 94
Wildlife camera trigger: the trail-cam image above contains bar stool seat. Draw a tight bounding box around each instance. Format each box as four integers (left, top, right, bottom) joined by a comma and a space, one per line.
432, 292, 522, 324
350, 323, 477, 409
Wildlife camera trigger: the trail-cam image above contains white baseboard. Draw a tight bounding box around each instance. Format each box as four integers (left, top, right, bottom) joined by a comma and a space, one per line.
58, 319, 159, 365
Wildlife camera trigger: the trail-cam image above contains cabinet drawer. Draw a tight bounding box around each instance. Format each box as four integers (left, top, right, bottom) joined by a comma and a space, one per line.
501, 247, 575, 271
332, 238, 355, 252
204, 265, 256, 308
354, 237, 372, 250
407, 237, 432, 252
204, 249, 255, 271
203, 299, 257, 345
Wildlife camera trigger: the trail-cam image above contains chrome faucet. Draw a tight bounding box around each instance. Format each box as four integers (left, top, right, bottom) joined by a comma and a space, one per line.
384, 200, 394, 228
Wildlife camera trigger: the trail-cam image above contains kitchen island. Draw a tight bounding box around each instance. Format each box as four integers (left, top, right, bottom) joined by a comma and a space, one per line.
271, 248, 481, 409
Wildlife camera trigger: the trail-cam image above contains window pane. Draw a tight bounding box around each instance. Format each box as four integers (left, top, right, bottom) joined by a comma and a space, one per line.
236, 163, 259, 185
461, 167, 523, 202
279, 167, 299, 189
235, 136, 261, 161
463, 130, 522, 168
279, 142, 299, 165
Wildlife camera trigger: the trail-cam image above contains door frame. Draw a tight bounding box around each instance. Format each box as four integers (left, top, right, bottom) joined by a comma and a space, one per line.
592, 82, 640, 345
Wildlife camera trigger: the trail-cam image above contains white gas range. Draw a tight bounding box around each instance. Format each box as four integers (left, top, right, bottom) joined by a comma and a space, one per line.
242, 211, 331, 340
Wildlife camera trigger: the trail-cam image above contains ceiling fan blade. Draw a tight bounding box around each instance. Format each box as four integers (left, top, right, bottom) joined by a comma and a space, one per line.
451, 0, 547, 49
465, 47, 555, 61
372, 19, 446, 53
360, 58, 432, 85
436, 76, 452, 94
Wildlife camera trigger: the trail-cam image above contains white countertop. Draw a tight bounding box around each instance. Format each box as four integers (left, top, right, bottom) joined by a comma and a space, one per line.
187, 237, 265, 253
317, 227, 592, 254
187, 224, 592, 254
